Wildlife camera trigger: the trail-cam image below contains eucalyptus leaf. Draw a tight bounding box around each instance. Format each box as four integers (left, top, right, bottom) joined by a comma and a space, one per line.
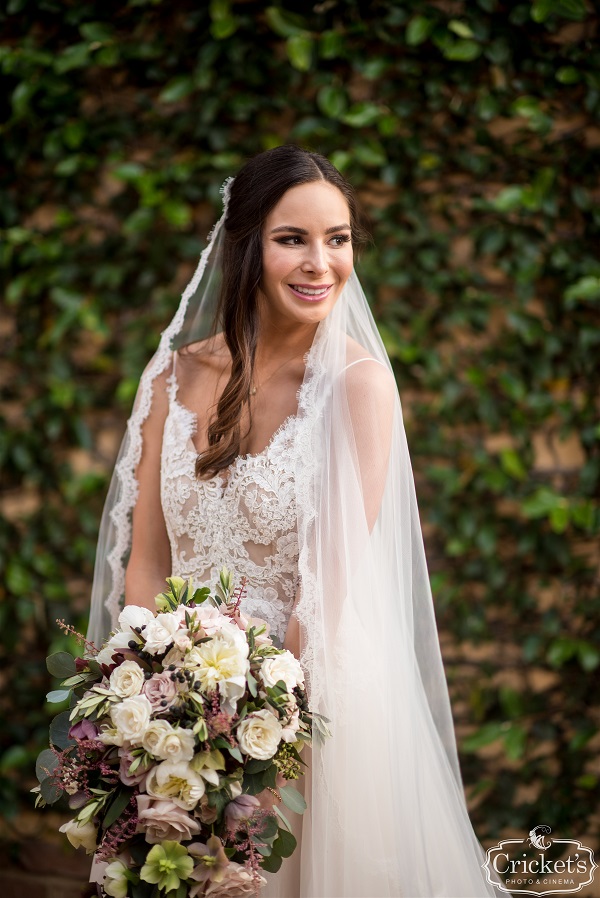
47, 652, 77, 679
279, 785, 307, 814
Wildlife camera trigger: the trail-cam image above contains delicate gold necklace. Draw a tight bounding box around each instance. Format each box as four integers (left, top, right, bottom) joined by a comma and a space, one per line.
250, 352, 304, 396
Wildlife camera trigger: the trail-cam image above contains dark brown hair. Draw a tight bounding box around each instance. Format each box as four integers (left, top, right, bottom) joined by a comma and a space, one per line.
193, 144, 370, 479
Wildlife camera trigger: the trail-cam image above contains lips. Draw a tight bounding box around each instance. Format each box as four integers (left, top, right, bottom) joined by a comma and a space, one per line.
287, 284, 333, 301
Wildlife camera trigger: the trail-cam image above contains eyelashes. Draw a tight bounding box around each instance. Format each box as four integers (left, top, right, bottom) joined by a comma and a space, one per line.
275, 234, 352, 247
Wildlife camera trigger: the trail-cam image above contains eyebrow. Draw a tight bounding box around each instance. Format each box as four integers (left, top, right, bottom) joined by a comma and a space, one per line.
270, 224, 351, 235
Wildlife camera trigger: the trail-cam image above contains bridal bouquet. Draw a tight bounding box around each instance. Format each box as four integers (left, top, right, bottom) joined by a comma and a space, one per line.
35, 570, 329, 897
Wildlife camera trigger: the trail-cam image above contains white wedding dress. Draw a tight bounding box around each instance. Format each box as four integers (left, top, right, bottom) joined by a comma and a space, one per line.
160, 353, 305, 896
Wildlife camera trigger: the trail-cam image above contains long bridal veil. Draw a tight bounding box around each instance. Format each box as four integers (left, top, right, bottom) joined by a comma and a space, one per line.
88, 174, 507, 898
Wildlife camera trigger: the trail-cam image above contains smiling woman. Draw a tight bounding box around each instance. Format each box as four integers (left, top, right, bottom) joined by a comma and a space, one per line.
88, 145, 506, 898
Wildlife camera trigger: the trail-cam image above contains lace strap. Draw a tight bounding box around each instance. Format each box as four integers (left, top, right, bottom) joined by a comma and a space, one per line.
167, 349, 179, 403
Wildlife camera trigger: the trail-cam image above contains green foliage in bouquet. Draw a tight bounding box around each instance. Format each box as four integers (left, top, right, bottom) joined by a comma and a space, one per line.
1, 0, 599, 843
34, 571, 328, 894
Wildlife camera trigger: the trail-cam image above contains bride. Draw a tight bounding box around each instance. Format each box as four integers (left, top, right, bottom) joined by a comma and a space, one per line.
88, 145, 506, 897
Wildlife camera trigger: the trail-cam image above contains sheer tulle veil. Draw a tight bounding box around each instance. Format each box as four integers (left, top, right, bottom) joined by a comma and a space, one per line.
87, 167, 506, 897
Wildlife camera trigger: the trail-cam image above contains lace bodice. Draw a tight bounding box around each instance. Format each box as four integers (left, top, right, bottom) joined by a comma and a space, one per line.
160, 361, 300, 647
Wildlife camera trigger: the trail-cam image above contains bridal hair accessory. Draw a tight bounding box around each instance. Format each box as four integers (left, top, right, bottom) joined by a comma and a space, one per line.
87, 155, 506, 896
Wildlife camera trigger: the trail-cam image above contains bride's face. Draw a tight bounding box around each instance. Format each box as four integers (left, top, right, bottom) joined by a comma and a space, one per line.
258, 180, 354, 328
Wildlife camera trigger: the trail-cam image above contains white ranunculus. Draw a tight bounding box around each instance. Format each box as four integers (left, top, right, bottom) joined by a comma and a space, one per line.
59, 817, 98, 853
186, 626, 249, 714
141, 719, 172, 757
103, 860, 129, 898
143, 613, 181, 655
144, 759, 205, 810
118, 605, 155, 635
110, 694, 152, 745
237, 709, 282, 760
109, 659, 145, 698
260, 652, 305, 692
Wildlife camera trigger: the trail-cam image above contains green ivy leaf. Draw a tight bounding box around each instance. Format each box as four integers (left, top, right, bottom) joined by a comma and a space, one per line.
286, 35, 313, 71
406, 16, 434, 46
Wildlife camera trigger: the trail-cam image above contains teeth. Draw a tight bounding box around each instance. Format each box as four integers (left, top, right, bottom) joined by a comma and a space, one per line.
292, 285, 329, 296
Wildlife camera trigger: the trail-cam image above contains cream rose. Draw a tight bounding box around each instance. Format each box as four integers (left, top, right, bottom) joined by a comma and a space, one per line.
110, 694, 152, 745
260, 652, 304, 692
143, 613, 180, 655
59, 817, 98, 853
237, 709, 282, 760
144, 759, 206, 810
109, 660, 145, 698
141, 719, 173, 756
136, 795, 201, 844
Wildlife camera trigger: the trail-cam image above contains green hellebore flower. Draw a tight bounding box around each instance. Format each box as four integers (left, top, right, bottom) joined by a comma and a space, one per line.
140, 840, 194, 893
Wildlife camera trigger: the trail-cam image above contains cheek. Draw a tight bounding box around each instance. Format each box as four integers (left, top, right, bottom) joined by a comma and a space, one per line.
334, 247, 354, 283
262, 247, 291, 285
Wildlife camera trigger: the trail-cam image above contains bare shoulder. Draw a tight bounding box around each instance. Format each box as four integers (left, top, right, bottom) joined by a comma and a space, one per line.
342, 335, 396, 406
175, 332, 230, 390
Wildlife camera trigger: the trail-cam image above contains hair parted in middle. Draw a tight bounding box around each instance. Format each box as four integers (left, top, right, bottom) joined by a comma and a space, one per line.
187, 143, 370, 480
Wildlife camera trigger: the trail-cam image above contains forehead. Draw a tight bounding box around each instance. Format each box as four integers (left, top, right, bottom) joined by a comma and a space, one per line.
265, 181, 350, 228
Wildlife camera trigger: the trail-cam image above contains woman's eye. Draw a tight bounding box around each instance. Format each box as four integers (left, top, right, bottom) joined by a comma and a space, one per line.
330, 234, 351, 246
277, 236, 304, 245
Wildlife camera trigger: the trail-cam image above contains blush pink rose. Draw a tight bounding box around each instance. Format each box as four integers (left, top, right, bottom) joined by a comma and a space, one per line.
142, 672, 178, 712
136, 795, 201, 844
118, 746, 151, 787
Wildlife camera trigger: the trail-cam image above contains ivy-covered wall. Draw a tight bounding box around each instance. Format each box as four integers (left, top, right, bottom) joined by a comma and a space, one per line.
1, 0, 599, 847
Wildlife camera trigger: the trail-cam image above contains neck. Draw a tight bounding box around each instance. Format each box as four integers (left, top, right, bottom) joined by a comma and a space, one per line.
255, 318, 319, 366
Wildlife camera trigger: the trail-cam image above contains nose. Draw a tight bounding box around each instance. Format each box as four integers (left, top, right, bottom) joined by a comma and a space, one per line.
301, 241, 329, 276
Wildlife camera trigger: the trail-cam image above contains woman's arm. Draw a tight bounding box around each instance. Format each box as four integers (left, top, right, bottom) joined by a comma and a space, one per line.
124, 366, 172, 610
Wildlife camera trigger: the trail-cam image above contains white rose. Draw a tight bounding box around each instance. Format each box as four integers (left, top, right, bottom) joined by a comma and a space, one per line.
143, 613, 180, 655
118, 605, 155, 635
59, 817, 98, 853
187, 627, 249, 714
141, 719, 172, 756
260, 651, 305, 692
144, 759, 205, 810
109, 660, 145, 698
103, 860, 129, 898
95, 630, 133, 666
110, 694, 152, 745
237, 709, 282, 760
